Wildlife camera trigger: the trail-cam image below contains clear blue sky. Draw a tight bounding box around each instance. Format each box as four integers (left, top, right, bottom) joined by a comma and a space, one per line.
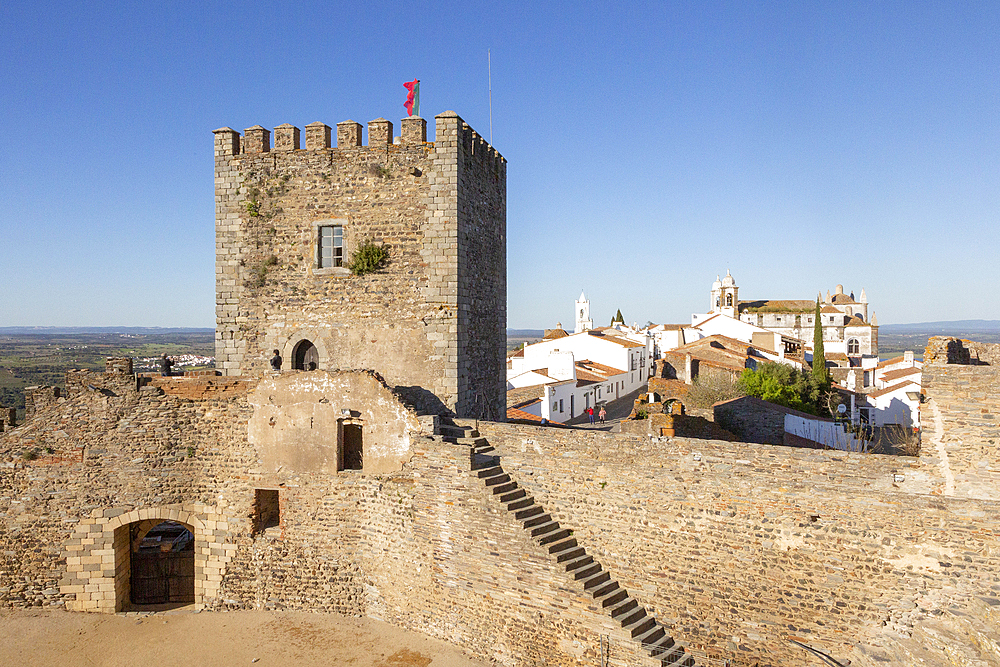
2, 1, 997, 328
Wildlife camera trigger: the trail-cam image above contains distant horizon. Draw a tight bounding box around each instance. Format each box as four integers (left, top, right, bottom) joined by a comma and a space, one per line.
4, 319, 1000, 335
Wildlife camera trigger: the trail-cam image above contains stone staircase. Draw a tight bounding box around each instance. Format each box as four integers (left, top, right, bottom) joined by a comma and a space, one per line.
441, 422, 697, 667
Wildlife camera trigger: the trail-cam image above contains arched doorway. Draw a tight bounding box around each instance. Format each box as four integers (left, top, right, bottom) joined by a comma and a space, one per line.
129, 520, 195, 606
293, 339, 319, 370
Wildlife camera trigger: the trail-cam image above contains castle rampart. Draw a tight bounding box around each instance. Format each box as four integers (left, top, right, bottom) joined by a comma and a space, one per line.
3, 351, 1000, 666
919, 336, 1000, 500
214, 112, 505, 419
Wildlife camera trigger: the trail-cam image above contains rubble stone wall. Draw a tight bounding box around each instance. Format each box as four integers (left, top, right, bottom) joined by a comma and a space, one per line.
1, 368, 650, 667
477, 421, 1000, 667
919, 336, 1000, 500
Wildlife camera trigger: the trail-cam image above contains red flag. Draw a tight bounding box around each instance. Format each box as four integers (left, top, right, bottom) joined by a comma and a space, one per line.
404, 79, 420, 117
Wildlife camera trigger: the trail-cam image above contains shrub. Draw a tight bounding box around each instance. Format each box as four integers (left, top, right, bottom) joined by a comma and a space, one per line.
685, 372, 746, 409
349, 241, 389, 276
738, 362, 827, 415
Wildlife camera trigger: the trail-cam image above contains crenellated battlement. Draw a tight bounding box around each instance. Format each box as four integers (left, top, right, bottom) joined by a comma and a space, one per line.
213, 111, 505, 168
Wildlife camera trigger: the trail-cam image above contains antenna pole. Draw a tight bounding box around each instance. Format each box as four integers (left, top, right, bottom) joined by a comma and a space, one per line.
488, 49, 493, 145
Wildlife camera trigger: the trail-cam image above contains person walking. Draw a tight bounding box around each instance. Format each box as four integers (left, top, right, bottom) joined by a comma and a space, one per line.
587, 406, 595, 424
598, 406, 607, 424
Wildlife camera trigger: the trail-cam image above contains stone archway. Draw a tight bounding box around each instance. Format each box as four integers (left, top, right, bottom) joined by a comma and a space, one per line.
282, 331, 330, 371
128, 520, 195, 606
108, 508, 204, 612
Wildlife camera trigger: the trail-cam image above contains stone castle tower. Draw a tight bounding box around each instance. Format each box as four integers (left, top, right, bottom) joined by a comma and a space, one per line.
213, 111, 506, 418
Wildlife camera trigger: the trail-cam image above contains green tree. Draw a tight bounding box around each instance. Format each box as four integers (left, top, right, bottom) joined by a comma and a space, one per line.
739, 362, 825, 415
811, 298, 828, 383
610, 309, 625, 326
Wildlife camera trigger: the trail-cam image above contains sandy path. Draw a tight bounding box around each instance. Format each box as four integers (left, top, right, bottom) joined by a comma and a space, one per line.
0, 608, 490, 667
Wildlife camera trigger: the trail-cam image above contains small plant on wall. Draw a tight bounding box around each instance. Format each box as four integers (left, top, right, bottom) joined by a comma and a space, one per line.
349, 241, 389, 276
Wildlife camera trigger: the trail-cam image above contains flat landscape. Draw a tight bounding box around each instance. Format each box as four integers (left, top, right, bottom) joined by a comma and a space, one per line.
0, 329, 214, 419
0, 608, 488, 667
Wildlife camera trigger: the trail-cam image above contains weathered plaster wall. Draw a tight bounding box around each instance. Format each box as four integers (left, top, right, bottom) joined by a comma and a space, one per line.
248, 370, 421, 475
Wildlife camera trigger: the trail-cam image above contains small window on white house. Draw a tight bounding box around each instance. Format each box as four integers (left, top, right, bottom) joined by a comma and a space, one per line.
559, 399, 564, 412
319, 225, 344, 268
847, 338, 860, 355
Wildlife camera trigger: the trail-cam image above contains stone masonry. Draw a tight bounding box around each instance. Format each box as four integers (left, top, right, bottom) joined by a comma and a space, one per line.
214, 112, 506, 419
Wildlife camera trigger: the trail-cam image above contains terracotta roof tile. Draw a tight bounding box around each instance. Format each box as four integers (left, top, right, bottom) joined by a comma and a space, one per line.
506, 407, 562, 424
881, 366, 921, 382
869, 380, 920, 399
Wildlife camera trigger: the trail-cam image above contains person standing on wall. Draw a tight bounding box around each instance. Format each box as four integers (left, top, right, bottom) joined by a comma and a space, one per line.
270, 349, 282, 371
158, 354, 174, 377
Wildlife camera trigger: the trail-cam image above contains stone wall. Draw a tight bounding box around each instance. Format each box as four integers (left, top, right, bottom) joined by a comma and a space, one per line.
919, 336, 1000, 500
214, 111, 506, 419
477, 421, 1000, 667
6, 350, 1000, 666
713, 395, 787, 445
0, 365, 653, 667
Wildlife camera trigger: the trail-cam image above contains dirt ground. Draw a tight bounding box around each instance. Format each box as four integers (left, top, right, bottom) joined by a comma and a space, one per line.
0, 608, 491, 667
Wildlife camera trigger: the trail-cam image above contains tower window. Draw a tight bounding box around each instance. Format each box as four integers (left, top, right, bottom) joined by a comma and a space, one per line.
318, 225, 343, 268
726, 294, 733, 307
847, 338, 860, 355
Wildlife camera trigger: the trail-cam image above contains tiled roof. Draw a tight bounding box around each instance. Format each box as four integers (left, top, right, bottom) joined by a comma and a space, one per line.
543, 328, 568, 340
576, 359, 626, 376
869, 380, 920, 399
831, 294, 857, 304
507, 348, 524, 358
820, 306, 841, 314
506, 407, 562, 424
586, 331, 645, 348
876, 356, 904, 369
845, 316, 869, 327
506, 383, 546, 409
881, 366, 921, 382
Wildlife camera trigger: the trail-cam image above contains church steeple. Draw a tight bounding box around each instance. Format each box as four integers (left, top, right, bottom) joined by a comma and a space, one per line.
575, 291, 593, 333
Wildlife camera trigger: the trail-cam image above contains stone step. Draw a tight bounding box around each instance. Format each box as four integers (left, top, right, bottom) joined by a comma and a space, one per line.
514, 504, 543, 520
522, 513, 551, 529
635, 624, 666, 650
529, 521, 561, 537
572, 562, 603, 581
595, 587, 627, 608
476, 466, 503, 478
582, 570, 612, 590
507, 498, 534, 511
484, 473, 511, 486
648, 636, 676, 659
623, 615, 656, 638
499, 488, 526, 503
439, 425, 468, 438
538, 528, 572, 545
619, 607, 647, 628
547, 538, 578, 554
660, 647, 689, 667
563, 554, 594, 572
492, 482, 518, 495
554, 546, 586, 563
608, 597, 638, 619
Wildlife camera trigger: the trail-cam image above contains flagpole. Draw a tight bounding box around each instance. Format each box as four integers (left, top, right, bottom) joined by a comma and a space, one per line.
488, 49, 493, 145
